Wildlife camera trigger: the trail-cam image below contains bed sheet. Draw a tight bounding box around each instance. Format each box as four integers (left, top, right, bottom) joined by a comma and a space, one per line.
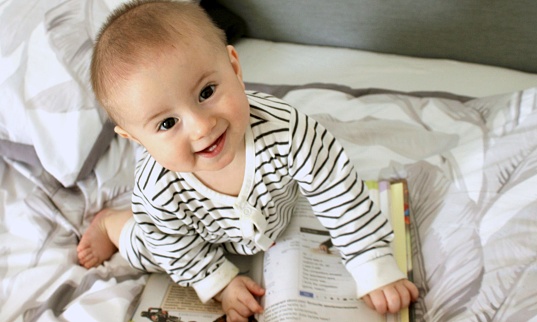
245, 83, 537, 321
2, 39, 537, 322
0, 137, 147, 322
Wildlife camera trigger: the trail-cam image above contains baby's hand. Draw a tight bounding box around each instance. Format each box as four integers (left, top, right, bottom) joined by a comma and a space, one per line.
213, 275, 265, 322
362, 279, 419, 315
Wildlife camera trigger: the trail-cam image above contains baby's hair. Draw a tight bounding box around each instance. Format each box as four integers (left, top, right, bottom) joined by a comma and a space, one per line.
90, 0, 227, 123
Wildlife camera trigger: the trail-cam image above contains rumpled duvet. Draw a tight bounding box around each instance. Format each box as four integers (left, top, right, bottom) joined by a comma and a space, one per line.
2, 83, 537, 321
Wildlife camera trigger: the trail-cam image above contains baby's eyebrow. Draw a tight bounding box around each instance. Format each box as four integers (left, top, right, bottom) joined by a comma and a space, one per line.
191, 70, 217, 93
142, 107, 172, 130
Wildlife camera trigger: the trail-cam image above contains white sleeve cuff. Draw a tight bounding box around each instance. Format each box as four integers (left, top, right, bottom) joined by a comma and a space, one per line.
192, 259, 240, 303
349, 255, 406, 298
118, 216, 136, 260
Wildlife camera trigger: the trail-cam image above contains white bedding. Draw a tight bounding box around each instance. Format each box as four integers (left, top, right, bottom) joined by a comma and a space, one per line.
2, 37, 537, 322
249, 83, 537, 321
235, 39, 537, 97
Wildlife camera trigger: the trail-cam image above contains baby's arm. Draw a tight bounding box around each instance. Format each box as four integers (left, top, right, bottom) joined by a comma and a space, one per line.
361, 279, 419, 314
213, 275, 265, 322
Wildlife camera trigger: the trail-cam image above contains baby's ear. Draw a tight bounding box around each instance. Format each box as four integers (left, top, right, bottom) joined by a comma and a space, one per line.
114, 126, 140, 144
227, 45, 244, 84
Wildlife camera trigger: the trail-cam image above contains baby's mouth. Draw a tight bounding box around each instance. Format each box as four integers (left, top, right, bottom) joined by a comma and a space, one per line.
205, 144, 218, 152
197, 132, 226, 156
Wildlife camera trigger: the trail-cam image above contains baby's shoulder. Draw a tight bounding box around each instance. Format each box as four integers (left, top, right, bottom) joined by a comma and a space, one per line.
133, 150, 183, 193
246, 91, 296, 123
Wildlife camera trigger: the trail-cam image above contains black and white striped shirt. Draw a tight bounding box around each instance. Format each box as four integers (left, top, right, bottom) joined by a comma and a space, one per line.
119, 91, 403, 302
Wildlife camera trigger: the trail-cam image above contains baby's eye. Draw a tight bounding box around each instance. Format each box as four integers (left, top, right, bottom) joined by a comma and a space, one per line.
159, 117, 178, 131
199, 85, 215, 102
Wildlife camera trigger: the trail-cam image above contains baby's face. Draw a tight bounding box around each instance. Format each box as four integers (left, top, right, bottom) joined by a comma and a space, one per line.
111, 40, 250, 175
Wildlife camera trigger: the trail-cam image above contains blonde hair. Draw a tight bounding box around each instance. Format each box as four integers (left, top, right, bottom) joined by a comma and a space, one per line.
90, 0, 227, 123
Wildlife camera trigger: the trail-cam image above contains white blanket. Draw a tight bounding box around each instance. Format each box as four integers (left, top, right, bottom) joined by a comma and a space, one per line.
2, 83, 537, 321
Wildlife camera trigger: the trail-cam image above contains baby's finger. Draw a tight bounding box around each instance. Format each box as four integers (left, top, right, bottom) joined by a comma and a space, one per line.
367, 289, 389, 314
404, 280, 420, 301
361, 294, 375, 311
226, 309, 249, 322
392, 283, 411, 311
232, 300, 255, 319
237, 289, 263, 313
243, 277, 266, 297
383, 286, 402, 314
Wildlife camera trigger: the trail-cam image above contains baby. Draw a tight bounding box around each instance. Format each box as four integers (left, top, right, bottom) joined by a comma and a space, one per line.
77, 1, 418, 321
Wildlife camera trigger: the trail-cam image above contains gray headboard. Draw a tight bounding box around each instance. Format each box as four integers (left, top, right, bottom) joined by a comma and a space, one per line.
217, 0, 537, 74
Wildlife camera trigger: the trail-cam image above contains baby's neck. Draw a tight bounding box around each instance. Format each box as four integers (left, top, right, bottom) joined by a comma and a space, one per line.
193, 152, 245, 197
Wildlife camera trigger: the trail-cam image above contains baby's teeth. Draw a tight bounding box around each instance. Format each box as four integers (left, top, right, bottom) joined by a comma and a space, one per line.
208, 144, 216, 152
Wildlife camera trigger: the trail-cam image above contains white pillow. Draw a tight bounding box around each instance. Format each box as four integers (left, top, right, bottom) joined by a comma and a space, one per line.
0, 0, 120, 186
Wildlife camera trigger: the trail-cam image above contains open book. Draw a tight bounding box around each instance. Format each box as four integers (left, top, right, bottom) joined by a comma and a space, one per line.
130, 180, 413, 322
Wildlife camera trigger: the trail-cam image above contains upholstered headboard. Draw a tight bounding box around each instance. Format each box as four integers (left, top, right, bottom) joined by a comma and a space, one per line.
218, 0, 537, 74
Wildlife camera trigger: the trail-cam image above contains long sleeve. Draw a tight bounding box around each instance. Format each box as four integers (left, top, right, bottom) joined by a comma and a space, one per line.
287, 107, 405, 297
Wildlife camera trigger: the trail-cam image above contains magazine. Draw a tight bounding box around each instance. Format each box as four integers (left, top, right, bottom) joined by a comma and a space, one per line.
131, 181, 412, 322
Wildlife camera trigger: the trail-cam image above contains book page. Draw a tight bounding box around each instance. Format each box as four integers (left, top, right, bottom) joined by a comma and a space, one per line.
131, 187, 409, 322
131, 273, 225, 322
257, 197, 385, 322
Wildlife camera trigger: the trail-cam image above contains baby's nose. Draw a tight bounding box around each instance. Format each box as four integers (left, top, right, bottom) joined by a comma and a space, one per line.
188, 111, 216, 140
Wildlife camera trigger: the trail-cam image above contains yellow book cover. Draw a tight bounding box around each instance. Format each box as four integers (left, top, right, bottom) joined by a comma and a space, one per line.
389, 181, 411, 322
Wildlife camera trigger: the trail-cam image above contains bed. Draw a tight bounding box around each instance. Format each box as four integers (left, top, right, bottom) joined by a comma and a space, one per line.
1, 0, 537, 321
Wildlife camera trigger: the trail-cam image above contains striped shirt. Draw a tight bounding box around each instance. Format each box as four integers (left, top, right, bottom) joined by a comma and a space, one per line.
119, 91, 404, 302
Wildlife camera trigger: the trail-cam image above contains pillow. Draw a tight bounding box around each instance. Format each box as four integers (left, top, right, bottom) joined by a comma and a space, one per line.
0, 0, 116, 187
